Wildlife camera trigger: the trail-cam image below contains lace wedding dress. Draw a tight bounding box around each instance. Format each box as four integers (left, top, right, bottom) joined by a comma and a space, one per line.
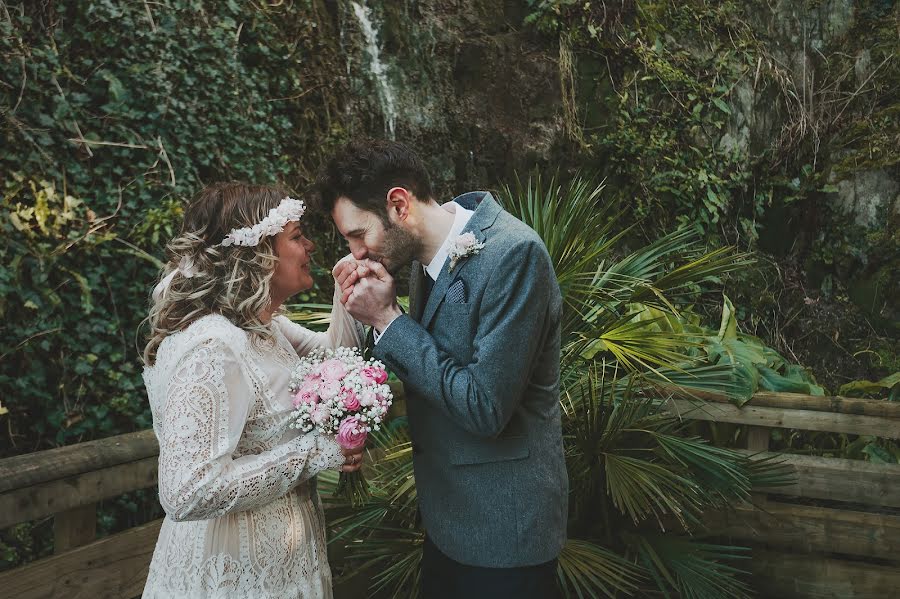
141, 294, 365, 598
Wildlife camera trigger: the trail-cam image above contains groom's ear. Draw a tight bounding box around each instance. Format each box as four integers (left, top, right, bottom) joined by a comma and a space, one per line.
386, 187, 412, 222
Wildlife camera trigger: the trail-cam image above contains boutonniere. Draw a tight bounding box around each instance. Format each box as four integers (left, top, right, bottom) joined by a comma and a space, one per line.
447, 232, 485, 271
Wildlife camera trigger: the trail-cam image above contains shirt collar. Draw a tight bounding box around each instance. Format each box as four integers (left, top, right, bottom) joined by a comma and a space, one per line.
424, 201, 474, 281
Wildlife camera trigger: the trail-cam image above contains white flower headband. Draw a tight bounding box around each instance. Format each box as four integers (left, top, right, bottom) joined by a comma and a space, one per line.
151, 196, 306, 301
218, 197, 306, 247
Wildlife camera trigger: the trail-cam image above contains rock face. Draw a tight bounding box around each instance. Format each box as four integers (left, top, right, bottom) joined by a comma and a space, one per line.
337, 0, 896, 232
833, 170, 899, 228
336, 0, 564, 196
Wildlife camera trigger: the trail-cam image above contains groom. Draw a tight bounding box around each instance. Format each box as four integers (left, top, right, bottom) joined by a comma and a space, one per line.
317, 140, 568, 598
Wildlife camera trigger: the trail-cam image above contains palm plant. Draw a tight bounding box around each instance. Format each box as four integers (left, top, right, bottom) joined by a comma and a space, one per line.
319, 172, 791, 598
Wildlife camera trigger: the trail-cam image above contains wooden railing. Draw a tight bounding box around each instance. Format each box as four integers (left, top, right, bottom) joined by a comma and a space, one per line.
1, 391, 898, 598
0, 430, 161, 598
667, 391, 900, 599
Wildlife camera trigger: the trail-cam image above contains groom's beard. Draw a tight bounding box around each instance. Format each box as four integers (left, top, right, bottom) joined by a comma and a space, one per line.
379, 222, 423, 275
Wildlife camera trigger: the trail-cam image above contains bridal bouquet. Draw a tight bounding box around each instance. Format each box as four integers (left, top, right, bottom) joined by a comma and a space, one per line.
288, 346, 392, 505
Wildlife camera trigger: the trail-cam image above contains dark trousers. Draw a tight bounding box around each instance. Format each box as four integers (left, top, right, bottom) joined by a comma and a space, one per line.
420, 536, 560, 599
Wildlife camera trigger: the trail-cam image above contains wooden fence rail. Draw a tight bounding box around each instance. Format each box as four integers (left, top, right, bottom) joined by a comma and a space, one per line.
0, 430, 161, 598
665, 391, 900, 599
1, 390, 899, 598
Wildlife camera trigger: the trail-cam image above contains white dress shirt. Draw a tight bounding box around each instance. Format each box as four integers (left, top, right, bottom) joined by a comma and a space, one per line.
373, 202, 474, 344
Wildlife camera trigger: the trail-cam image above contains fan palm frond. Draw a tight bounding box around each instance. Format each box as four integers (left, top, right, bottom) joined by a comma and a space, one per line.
633, 534, 753, 599
498, 171, 624, 298
573, 314, 699, 374
284, 303, 334, 331
557, 539, 644, 599
651, 434, 753, 504
345, 528, 423, 599
604, 453, 705, 528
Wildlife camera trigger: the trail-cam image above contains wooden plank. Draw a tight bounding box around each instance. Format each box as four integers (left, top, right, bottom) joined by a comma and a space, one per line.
54, 504, 97, 554
0, 518, 162, 599
741, 451, 900, 508
668, 399, 900, 438
745, 426, 771, 505
748, 548, 900, 598
0, 456, 158, 529
749, 391, 900, 419
660, 385, 900, 418
706, 501, 900, 559
0, 430, 158, 493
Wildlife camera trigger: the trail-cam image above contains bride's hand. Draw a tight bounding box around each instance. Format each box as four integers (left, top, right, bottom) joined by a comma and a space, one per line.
333, 256, 358, 304
335, 257, 380, 305
340, 446, 364, 473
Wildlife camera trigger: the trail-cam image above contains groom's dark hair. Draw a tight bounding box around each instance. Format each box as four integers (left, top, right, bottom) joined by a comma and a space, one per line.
314, 139, 434, 223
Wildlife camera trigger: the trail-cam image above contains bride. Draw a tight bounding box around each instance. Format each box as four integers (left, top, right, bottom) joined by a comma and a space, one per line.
141, 182, 365, 598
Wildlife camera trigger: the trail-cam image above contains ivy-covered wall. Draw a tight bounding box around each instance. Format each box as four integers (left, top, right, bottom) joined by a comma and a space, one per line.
1, 1, 350, 458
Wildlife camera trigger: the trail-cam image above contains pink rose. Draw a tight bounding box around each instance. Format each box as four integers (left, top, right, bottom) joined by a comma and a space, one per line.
318, 379, 341, 401
372, 367, 388, 384
292, 383, 318, 408
341, 388, 361, 412
360, 366, 378, 385
304, 372, 321, 383
318, 359, 348, 382
336, 416, 367, 450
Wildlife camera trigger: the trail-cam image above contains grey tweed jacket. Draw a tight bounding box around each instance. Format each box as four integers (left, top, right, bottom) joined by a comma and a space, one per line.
373, 191, 568, 568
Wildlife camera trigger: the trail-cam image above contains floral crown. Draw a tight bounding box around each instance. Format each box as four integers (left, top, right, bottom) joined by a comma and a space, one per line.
218, 196, 306, 247
152, 196, 306, 302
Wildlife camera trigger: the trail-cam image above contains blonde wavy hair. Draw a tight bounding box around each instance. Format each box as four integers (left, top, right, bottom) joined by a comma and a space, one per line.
142, 182, 293, 365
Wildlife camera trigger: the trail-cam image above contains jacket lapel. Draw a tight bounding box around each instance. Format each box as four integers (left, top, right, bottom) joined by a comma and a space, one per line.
419, 192, 502, 330
408, 261, 427, 322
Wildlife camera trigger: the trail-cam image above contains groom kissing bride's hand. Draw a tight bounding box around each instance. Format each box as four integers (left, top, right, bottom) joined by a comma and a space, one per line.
315, 139, 568, 599
334, 257, 401, 335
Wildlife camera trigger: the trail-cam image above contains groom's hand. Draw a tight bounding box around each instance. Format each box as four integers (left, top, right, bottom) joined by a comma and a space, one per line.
345, 261, 402, 331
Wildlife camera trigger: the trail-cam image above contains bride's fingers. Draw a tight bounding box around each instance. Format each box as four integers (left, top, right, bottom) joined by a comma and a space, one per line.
332, 259, 355, 280
340, 449, 364, 472
340, 270, 359, 292
341, 446, 364, 458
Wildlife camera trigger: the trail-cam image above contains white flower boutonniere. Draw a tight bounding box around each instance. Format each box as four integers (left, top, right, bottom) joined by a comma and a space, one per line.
447, 232, 485, 271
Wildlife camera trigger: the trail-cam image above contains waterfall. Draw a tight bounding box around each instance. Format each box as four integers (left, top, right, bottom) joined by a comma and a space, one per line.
350, 1, 397, 139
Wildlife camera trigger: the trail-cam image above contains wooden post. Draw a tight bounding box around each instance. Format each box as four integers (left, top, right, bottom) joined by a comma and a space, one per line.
746, 425, 770, 508
54, 503, 96, 554
746, 425, 770, 452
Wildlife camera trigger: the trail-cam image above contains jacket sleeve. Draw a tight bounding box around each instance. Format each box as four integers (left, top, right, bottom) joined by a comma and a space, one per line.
373, 240, 560, 437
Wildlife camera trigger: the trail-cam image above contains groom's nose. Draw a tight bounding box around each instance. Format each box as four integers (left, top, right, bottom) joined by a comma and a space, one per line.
350, 244, 368, 261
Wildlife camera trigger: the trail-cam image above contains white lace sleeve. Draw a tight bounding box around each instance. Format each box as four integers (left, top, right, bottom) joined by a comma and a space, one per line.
156, 336, 345, 522
276, 284, 366, 357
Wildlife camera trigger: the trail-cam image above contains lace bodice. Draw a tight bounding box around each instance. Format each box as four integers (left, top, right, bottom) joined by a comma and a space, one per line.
141, 290, 365, 598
